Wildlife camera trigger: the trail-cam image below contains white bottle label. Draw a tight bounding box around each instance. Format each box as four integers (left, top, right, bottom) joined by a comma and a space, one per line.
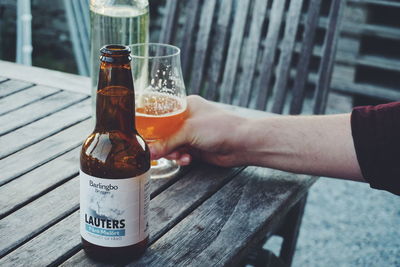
80, 170, 150, 247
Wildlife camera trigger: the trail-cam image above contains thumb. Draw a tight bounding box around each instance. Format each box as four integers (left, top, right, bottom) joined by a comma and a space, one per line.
148, 127, 190, 160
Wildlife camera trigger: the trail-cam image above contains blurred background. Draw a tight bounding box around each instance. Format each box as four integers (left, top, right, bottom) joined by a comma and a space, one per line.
0, 0, 399, 266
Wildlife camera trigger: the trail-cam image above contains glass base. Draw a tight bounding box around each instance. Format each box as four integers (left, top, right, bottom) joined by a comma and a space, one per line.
150, 158, 180, 179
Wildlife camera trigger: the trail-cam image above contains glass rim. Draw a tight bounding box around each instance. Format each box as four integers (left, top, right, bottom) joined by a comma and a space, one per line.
129, 43, 181, 59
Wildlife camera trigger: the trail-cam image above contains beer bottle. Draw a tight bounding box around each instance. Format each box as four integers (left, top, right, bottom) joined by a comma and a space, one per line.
80, 44, 150, 263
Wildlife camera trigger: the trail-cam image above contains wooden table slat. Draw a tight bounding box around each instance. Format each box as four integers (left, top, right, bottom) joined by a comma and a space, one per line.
0, 62, 318, 266
0, 85, 60, 116
0, 177, 79, 257
0, 90, 88, 136
2, 165, 244, 266
0, 147, 80, 218
0, 99, 91, 159
0, 119, 91, 186
149, 165, 243, 243
0, 61, 91, 95
0, 80, 33, 98
0, 212, 81, 267
129, 167, 316, 267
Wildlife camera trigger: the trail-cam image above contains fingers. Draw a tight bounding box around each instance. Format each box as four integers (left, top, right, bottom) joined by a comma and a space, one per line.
148, 127, 190, 160
157, 150, 192, 166
148, 95, 207, 163
176, 153, 192, 166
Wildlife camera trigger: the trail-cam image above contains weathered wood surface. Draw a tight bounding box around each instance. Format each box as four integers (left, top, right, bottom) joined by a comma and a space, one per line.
179, 0, 200, 76
0, 79, 33, 98
271, 0, 304, 114
0, 60, 91, 94
205, 0, 232, 101
0, 177, 79, 257
313, 0, 344, 114
255, 0, 286, 110
0, 65, 316, 266
290, 0, 322, 114
131, 167, 314, 267
0, 119, 91, 186
0, 90, 88, 136
0, 99, 90, 158
0, 163, 243, 266
0, 147, 80, 218
158, 0, 344, 115
237, 0, 269, 107
220, 0, 250, 104
0, 212, 81, 267
0, 85, 59, 115
62, 168, 315, 267
188, 0, 217, 95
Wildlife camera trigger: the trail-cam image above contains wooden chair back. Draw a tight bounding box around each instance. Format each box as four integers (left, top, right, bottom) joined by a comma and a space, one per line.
158, 0, 345, 114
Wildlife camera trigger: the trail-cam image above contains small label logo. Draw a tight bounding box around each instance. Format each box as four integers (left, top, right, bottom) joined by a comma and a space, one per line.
89, 180, 118, 191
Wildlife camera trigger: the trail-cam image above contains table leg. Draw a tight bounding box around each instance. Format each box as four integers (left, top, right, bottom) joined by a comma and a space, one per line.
277, 193, 308, 266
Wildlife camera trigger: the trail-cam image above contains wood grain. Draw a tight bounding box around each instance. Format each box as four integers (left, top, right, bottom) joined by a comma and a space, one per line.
237, 0, 269, 107
220, 0, 251, 104
0, 79, 33, 98
313, 0, 344, 114
129, 167, 315, 266
290, 0, 322, 114
271, 0, 304, 114
205, 0, 232, 101
255, 0, 286, 110
0, 99, 90, 158
12, 164, 243, 266
0, 119, 91, 186
0, 147, 80, 218
0, 177, 79, 257
158, 0, 179, 45
0, 212, 81, 267
188, 0, 217, 95
0, 60, 90, 95
179, 0, 200, 75
0, 85, 59, 115
0, 90, 88, 136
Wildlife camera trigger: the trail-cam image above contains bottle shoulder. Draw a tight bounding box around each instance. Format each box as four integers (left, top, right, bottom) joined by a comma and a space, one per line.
80, 131, 150, 178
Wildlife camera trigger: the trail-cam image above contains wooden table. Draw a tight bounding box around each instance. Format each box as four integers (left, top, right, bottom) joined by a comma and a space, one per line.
0, 61, 316, 266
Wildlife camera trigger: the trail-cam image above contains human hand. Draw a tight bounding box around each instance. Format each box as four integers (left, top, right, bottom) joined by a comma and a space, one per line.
149, 95, 250, 167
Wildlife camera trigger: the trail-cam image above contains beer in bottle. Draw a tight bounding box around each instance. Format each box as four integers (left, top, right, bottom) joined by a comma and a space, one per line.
80, 44, 150, 263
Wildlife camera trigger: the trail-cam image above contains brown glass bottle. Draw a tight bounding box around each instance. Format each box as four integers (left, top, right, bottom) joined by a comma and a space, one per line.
80, 45, 150, 263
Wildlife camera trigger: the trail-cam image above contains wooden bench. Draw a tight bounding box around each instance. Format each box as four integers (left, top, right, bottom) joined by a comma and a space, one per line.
156, 0, 344, 115
332, 0, 400, 102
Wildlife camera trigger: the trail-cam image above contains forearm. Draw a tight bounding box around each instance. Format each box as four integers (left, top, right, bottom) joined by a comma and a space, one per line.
239, 114, 365, 182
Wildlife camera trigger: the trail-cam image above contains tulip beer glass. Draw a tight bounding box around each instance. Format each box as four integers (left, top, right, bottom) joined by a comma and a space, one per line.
130, 43, 187, 179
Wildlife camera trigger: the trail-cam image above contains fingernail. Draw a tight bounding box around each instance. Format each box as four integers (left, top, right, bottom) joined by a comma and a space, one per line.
180, 154, 191, 165
148, 144, 158, 159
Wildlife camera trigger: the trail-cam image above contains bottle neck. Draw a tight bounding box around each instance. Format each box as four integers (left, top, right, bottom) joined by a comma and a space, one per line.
95, 62, 136, 133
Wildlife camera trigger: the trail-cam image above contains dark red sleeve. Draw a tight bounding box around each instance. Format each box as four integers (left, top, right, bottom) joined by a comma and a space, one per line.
351, 102, 400, 195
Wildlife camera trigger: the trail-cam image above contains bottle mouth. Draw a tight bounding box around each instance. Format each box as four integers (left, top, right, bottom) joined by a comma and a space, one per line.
100, 45, 131, 63
101, 45, 131, 55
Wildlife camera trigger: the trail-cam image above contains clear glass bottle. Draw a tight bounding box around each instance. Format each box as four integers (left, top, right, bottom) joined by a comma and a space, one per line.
90, 0, 149, 118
